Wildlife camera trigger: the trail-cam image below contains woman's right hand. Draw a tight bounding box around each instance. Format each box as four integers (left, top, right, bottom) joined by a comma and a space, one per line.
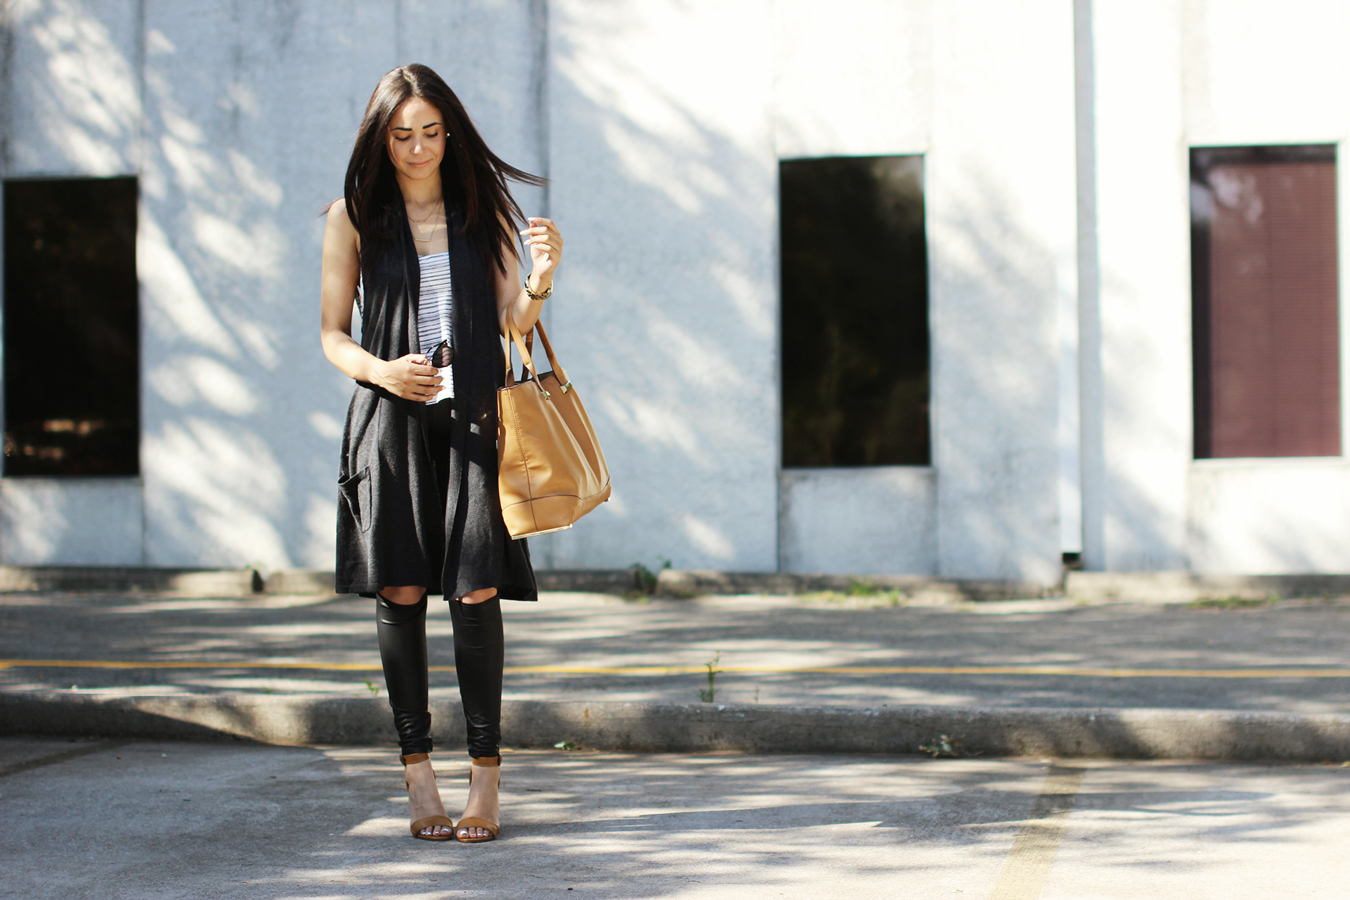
375, 353, 442, 401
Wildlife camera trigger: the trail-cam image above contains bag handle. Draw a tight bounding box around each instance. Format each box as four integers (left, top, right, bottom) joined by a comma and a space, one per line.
531, 320, 571, 390
503, 319, 538, 388
504, 318, 571, 393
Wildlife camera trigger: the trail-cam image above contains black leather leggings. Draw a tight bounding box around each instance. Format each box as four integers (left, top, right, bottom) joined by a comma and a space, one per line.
375, 398, 504, 759
377, 592, 504, 758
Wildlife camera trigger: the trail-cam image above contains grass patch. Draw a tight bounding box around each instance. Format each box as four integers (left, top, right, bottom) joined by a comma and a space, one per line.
800, 591, 907, 608
800, 581, 907, 607
1187, 595, 1282, 610
628, 557, 673, 596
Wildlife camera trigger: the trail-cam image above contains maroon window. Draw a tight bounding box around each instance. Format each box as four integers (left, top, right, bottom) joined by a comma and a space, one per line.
1191, 145, 1341, 459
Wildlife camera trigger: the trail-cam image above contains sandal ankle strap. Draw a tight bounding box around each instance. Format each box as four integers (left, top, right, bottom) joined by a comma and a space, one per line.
401, 752, 430, 766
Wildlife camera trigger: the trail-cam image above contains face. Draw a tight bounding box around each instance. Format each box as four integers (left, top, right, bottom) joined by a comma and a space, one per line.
385, 96, 445, 181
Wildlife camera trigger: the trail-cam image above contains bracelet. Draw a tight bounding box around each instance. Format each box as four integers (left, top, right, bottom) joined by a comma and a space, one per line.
523, 277, 553, 302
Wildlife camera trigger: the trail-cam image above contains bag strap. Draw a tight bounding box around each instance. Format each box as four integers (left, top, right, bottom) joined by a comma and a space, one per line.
504, 318, 570, 392
532, 320, 571, 390
503, 319, 538, 388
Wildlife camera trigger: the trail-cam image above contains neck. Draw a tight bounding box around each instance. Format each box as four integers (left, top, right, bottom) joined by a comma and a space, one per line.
396, 171, 442, 208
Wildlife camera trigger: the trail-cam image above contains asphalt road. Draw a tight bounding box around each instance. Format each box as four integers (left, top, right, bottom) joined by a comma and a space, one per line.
2, 737, 1348, 900
3, 591, 1350, 713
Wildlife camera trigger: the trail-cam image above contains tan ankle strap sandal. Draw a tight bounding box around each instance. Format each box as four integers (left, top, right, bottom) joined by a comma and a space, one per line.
402, 753, 455, 841
456, 755, 502, 843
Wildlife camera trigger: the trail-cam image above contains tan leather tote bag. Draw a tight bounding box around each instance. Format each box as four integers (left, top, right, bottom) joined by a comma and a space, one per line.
497, 319, 611, 539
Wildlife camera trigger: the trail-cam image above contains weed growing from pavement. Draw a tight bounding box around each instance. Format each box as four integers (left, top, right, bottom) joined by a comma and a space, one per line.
628, 557, 672, 596
1188, 595, 1282, 610
800, 589, 907, 608
699, 652, 722, 703
919, 734, 970, 758
363, 679, 380, 697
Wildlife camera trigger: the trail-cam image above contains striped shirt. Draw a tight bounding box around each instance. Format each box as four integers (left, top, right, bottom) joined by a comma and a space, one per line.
417, 252, 454, 400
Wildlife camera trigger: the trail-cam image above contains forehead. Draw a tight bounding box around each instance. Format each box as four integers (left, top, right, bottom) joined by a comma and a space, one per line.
390, 96, 442, 129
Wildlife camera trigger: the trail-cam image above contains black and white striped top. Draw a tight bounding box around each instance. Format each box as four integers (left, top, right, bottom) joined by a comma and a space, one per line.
417, 252, 454, 398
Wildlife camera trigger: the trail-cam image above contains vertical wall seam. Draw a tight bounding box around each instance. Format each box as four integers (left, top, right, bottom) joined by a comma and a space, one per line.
531, 0, 549, 217
769, 0, 784, 572
1074, 0, 1103, 570
926, 0, 942, 577
135, 0, 148, 564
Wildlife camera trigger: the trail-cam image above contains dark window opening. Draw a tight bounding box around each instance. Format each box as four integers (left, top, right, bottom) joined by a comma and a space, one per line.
780, 156, 930, 468
1191, 145, 1341, 459
3, 177, 139, 476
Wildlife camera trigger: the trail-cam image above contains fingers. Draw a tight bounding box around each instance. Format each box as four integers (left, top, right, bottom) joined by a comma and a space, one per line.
521, 216, 557, 232
395, 355, 443, 400
519, 218, 563, 246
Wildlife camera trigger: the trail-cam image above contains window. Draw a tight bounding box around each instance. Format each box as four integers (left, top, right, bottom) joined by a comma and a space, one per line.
1191, 146, 1341, 459
3, 177, 139, 476
779, 156, 930, 467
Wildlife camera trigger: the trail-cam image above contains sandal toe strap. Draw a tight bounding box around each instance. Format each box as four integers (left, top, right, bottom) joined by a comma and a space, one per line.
456, 816, 500, 837
411, 815, 455, 837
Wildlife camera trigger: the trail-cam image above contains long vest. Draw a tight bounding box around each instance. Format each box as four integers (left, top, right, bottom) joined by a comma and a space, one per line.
335, 202, 537, 601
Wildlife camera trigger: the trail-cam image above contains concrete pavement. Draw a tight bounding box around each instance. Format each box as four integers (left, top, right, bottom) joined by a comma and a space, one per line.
2, 737, 1348, 899
2, 589, 1349, 759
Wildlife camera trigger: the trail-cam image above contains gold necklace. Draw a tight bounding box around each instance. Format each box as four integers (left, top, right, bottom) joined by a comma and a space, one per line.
407, 201, 443, 243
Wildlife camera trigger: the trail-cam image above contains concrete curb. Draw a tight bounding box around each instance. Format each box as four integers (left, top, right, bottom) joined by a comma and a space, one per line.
1064, 571, 1350, 604
3, 566, 1349, 602
654, 570, 1058, 601
4, 691, 1348, 761
0, 566, 262, 595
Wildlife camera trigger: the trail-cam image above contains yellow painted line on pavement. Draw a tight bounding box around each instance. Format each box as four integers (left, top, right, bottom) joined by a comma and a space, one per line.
987, 765, 1085, 900
2, 659, 1350, 678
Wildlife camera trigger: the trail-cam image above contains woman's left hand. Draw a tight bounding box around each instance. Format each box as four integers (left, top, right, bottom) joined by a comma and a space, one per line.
520, 217, 563, 292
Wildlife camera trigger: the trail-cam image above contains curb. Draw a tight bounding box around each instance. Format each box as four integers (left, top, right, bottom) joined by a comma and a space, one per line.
654, 570, 1057, 601
4, 691, 1348, 761
3, 565, 1349, 603
0, 566, 262, 595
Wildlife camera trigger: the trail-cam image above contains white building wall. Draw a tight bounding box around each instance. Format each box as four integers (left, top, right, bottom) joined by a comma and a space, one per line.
1, 0, 542, 570
928, 0, 1076, 581
1086, 0, 1350, 574
774, 0, 1075, 581
1189, 459, 1350, 574
779, 467, 936, 575
773, 0, 935, 575
1087, 0, 1192, 571
3, 0, 1348, 577
535, 0, 779, 573
1, 0, 146, 564
1179, 0, 1350, 573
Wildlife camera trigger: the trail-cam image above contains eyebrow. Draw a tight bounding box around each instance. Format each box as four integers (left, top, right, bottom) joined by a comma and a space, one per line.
390, 121, 443, 132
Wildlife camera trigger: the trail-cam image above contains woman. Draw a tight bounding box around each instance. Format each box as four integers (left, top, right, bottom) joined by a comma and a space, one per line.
319, 64, 561, 843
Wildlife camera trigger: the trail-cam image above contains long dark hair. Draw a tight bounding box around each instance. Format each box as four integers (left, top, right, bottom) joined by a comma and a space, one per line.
343, 64, 543, 274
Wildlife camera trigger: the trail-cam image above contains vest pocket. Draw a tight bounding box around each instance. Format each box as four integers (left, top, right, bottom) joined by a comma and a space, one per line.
338, 466, 372, 533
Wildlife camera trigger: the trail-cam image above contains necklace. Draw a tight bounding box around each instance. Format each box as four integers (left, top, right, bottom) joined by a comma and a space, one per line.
407, 201, 443, 243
